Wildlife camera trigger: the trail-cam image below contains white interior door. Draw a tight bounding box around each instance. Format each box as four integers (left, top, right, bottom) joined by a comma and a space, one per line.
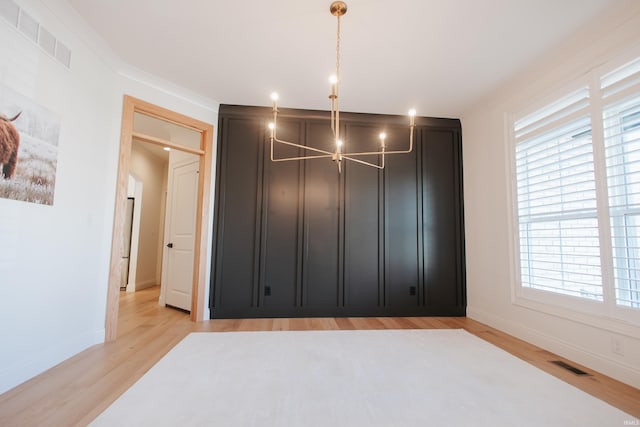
163, 159, 199, 311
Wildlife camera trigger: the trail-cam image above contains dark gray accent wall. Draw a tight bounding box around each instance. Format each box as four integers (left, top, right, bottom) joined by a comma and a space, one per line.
211, 105, 465, 318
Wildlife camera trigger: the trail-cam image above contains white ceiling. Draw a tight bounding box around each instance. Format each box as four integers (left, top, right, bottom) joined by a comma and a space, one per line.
68, 0, 617, 118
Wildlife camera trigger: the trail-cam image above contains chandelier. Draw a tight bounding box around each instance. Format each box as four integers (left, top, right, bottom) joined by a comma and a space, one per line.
268, 1, 416, 173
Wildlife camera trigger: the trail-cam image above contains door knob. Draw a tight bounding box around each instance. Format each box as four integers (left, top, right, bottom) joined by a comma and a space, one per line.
167, 243, 173, 248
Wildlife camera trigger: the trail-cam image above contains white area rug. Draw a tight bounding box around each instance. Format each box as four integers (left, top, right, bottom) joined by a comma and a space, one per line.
91, 329, 632, 426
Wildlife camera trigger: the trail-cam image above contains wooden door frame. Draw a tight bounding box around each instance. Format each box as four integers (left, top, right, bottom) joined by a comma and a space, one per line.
105, 95, 214, 341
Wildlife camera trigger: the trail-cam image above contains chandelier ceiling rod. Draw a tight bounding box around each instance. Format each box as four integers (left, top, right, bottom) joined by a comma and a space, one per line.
268, 1, 417, 173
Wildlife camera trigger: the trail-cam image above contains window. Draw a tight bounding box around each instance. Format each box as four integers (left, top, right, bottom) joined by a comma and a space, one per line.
512, 54, 640, 319
515, 89, 603, 301
602, 58, 640, 309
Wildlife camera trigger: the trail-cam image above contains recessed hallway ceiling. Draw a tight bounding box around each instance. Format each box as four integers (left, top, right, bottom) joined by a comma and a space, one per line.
67, 0, 618, 118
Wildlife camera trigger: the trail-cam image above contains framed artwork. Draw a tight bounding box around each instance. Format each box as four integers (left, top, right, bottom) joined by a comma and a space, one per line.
0, 83, 60, 205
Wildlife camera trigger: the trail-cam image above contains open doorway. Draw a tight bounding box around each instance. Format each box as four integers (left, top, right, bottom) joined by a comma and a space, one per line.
124, 114, 201, 313
105, 96, 214, 341
123, 141, 168, 295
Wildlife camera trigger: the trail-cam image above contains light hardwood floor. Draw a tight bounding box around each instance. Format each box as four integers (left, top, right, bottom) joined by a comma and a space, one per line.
0, 286, 638, 426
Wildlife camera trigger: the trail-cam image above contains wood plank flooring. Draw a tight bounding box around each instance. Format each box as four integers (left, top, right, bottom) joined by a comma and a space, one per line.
0, 286, 638, 426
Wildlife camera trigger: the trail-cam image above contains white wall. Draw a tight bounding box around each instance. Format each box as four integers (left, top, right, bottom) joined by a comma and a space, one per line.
0, 0, 120, 394
0, 0, 219, 394
462, 1, 640, 388
129, 142, 167, 290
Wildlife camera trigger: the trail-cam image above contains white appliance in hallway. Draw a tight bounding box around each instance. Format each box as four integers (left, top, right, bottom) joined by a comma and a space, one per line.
120, 197, 135, 290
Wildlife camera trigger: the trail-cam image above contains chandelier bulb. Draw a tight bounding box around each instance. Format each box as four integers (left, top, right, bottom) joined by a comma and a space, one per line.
268, 122, 275, 130
329, 75, 338, 85
271, 92, 279, 102
336, 139, 343, 148
379, 132, 386, 140
408, 108, 417, 126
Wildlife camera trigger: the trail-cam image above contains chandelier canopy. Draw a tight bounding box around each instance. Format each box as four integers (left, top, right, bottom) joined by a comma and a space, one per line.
268, 1, 416, 173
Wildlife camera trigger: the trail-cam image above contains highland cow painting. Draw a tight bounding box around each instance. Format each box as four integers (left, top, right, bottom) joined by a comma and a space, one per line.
0, 84, 60, 205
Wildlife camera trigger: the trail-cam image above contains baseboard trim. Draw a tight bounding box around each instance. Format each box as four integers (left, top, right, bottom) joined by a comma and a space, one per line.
135, 280, 157, 291
467, 306, 640, 389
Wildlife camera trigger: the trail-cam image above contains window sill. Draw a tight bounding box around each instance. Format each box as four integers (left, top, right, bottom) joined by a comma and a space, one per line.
513, 287, 640, 339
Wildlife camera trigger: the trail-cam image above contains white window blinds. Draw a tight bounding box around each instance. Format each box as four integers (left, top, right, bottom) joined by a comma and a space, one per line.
514, 88, 603, 301
602, 57, 640, 309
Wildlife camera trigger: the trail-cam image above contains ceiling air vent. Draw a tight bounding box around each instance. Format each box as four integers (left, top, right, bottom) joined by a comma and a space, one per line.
0, 0, 72, 69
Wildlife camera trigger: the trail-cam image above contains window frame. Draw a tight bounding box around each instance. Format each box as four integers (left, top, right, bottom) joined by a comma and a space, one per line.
507, 50, 640, 331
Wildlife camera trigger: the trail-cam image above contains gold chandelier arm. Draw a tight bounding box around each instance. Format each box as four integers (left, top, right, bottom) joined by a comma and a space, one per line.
340, 125, 415, 156
271, 154, 334, 162
342, 154, 385, 169
342, 149, 407, 156
272, 136, 335, 156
